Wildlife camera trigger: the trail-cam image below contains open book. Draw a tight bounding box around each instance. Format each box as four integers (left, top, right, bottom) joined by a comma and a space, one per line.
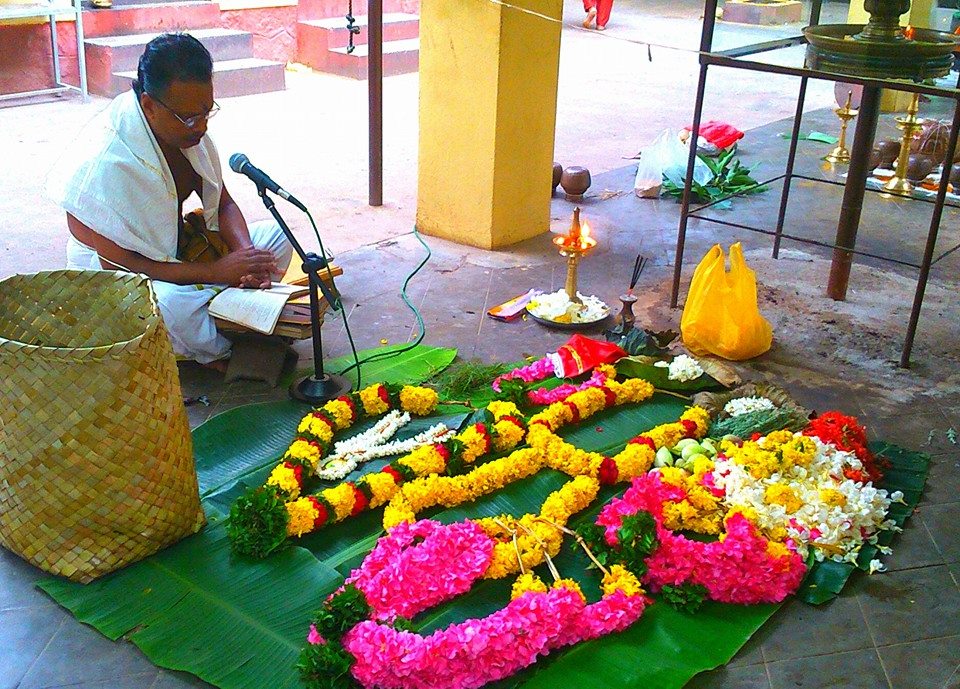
208, 283, 309, 335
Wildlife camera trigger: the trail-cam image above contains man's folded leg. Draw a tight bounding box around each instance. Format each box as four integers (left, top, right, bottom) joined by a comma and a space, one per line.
248, 219, 294, 271
152, 280, 232, 364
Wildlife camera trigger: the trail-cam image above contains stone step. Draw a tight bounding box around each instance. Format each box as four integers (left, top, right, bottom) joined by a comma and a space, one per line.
85, 29, 254, 92
299, 12, 419, 49
322, 37, 419, 80
112, 57, 286, 98
296, 12, 419, 72
81, 2, 221, 39
297, 0, 418, 22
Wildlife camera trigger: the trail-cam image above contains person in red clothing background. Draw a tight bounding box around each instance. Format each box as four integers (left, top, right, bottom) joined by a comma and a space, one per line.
582, 0, 613, 30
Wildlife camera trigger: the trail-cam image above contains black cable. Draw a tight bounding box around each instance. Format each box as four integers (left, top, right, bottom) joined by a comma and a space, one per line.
305, 209, 361, 388
335, 228, 431, 386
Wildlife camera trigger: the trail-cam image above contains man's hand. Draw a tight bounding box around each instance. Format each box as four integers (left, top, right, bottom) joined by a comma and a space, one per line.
239, 273, 273, 289
211, 247, 278, 286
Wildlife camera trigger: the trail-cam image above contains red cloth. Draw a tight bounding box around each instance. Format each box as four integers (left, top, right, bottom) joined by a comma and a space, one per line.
583, 0, 614, 28
552, 335, 627, 378
684, 121, 745, 150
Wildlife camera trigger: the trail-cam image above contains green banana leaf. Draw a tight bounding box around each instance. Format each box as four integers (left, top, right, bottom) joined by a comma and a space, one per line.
616, 356, 723, 393
281, 343, 457, 388
198, 343, 457, 499
194, 400, 310, 498
37, 389, 929, 689
39, 516, 339, 689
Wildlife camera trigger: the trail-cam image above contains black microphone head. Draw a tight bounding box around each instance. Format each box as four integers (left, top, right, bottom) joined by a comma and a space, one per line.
229, 153, 249, 173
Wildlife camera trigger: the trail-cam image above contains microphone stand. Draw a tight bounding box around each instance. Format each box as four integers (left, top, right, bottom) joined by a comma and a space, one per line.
257, 185, 351, 404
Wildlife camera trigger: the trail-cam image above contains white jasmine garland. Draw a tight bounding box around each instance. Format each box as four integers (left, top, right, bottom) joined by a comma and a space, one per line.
654, 354, 704, 382
332, 410, 411, 457
723, 396, 775, 418
315, 414, 453, 481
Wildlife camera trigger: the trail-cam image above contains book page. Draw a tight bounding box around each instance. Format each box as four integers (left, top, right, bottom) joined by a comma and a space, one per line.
208, 285, 305, 335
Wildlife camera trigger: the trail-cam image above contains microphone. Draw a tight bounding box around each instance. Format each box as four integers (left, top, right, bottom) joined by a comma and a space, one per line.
229, 153, 307, 212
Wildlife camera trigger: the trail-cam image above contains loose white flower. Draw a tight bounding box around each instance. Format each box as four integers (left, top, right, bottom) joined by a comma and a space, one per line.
715, 433, 897, 562
868, 559, 887, 574
723, 396, 775, 418
527, 290, 608, 323
654, 354, 704, 382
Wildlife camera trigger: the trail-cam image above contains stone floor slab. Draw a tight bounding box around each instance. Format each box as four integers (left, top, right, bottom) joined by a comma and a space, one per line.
857, 565, 960, 647
919, 502, 960, 563
878, 635, 960, 689
726, 630, 765, 669
880, 514, 946, 572
0, 549, 56, 612
766, 648, 890, 689
17, 617, 159, 689
0, 606, 66, 689
755, 595, 873, 663
45, 672, 159, 689
152, 669, 216, 689
922, 453, 960, 506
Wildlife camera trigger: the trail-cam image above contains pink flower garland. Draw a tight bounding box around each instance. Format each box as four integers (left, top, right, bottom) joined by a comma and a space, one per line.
344, 520, 494, 621
343, 586, 648, 689
491, 356, 554, 393
598, 473, 806, 605
525, 366, 609, 406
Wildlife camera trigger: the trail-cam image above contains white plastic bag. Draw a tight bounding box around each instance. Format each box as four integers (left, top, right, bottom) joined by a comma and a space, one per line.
634, 130, 711, 198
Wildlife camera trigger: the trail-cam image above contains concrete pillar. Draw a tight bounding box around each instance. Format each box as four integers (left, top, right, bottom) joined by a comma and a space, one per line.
416, 0, 563, 249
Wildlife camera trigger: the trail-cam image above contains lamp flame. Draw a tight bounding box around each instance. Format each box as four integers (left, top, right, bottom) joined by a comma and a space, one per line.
904, 25, 915, 40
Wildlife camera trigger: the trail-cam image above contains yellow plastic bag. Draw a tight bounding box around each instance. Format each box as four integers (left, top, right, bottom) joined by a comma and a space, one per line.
680, 243, 772, 360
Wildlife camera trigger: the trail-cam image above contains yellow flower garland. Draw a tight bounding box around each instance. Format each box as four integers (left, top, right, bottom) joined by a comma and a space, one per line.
262, 383, 439, 500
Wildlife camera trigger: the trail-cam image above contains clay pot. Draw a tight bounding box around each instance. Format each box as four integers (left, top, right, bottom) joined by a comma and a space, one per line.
560, 166, 591, 198
911, 120, 951, 163
876, 140, 900, 167
905, 154, 934, 182
868, 148, 883, 171
552, 162, 562, 192
949, 163, 960, 186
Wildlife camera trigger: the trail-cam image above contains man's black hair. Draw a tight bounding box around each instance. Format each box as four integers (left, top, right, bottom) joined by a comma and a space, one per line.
132, 33, 213, 98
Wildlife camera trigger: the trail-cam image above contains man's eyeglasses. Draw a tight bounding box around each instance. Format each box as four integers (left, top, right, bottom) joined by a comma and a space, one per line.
149, 93, 220, 129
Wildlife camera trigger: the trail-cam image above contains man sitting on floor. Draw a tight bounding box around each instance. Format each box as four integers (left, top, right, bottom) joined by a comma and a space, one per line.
49, 33, 292, 371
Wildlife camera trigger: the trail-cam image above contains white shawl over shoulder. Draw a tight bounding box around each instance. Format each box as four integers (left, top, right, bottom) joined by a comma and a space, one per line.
47, 90, 223, 263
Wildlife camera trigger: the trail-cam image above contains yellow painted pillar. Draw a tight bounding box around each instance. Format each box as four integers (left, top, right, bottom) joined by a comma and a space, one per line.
846, 0, 938, 112
846, 0, 934, 26
416, 0, 563, 249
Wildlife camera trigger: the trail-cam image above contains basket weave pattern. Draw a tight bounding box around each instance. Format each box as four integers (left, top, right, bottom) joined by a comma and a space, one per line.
0, 270, 205, 582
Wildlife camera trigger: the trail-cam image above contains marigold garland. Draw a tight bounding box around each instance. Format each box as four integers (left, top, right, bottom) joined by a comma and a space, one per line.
228, 383, 438, 557
280, 401, 529, 540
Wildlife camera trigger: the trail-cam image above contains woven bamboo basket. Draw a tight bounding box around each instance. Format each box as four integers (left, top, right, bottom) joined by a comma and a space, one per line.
0, 270, 205, 582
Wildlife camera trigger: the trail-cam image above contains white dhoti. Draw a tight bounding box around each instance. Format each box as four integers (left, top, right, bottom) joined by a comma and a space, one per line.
66, 220, 293, 364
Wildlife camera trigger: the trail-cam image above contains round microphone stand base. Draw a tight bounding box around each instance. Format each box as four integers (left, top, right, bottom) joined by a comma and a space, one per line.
290, 373, 352, 404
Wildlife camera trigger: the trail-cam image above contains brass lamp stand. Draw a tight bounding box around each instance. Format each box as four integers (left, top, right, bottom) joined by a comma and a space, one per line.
553, 207, 597, 305
825, 91, 859, 164
883, 93, 924, 196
